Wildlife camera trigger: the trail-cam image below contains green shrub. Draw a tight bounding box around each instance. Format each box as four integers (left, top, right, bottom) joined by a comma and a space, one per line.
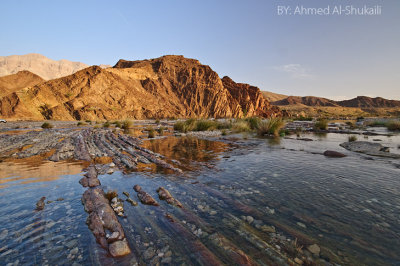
348, 135, 357, 142
173, 119, 197, 132
41, 122, 53, 129
221, 129, 228, 136
122, 120, 133, 130
77, 122, 87, 126
113, 121, 122, 128
232, 120, 251, 133
386, 121, 400, 131
246, 117, 261, 130
257, 118, 285, 136
148, 128, 155, 138
103, 121, 110, 128
64, 92, 73, 98
155, 119, 160, 124
194, 120, 217, 131
157, 126, 166, 136
314, 120, 328, 130
368, 121, 386, 127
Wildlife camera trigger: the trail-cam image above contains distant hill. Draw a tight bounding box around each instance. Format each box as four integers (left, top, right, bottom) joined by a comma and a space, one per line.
0, 53, 88, 80
0, 55, 282, 120
0, 70, 44, 97
261, 91, 288, 102
272, 96, 338, 107
337, 96, 400, 108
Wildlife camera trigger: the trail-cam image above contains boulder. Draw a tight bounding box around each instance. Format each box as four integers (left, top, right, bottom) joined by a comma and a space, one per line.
323, 150, 346, 158
109, 239, 131, 257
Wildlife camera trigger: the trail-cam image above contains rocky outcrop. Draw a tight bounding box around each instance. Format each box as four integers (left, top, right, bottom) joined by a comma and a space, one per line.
0, 70, 44, 96
0, 55, 281, 120
340, 141, 400, 158
222, 76, 282, 117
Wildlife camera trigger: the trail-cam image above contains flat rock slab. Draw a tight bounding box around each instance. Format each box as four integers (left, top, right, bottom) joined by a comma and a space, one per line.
340, 141, 400, 159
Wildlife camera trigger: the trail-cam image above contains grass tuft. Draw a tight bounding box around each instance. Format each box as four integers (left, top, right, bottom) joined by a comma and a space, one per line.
257, 118, 285, 136
41, 122, 53, 129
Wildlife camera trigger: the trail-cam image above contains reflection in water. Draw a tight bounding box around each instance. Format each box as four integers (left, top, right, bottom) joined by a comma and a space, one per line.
142, 136, 228, 171
0, 160, 85, 189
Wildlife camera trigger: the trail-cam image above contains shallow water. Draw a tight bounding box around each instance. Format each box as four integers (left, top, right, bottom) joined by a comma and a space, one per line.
1, 133, 400, 265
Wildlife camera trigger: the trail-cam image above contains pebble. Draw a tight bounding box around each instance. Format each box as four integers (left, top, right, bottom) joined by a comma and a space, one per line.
246, 216, 254, 224
209, 210, 217, 215
0, 229, 8, 240
70, 247, 79, 255
297, 222, 306, 228
143, 247, 156, 260
307, 244, 320, 256
294, 257, 303, 264
65, 239, 78, 249
261, 225, 276, 233
161, 257, 172, 264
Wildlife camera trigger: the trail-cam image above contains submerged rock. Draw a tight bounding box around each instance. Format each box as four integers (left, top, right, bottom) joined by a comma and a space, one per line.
323, 150, 346, 158
36, 197, 46, 211
307, 244, 320, 256
133, 185, 159, 206
109, 239, 131, 257
157, 187, 183, 208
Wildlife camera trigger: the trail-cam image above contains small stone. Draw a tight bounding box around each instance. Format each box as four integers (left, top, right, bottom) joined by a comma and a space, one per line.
297, 222, 306, 228
109, 163, 115, 167
161, 257, 172, 264
158, 252, 164, 257
143, 247, 156, 260
56, 198, 64, 201
0, 229, 8, 240
164, 250, 172, 257
246, 216, 254, 224
109, 239, 131, 257
307, 244, 320, 256
294, 257, 303, 264
209, 210, 217, 215
65, 239, 78, 249
107, 169, 114, 174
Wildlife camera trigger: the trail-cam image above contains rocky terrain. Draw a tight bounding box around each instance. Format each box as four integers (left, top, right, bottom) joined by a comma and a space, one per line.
0, 55, 282, 120
0, 53, 89, 80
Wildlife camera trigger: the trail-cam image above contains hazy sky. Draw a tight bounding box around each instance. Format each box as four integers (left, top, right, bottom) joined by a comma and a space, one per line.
1, 0, 399, 100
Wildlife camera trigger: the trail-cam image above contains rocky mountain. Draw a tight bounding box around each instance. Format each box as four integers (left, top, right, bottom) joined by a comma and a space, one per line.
337, 96, 400, 108
0, 70, 44, 97
222, 76, 281, 117
0, 55, 281, 120
0, 53, 88, 80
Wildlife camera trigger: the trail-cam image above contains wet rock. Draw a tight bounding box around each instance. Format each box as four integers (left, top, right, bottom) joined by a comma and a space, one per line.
56, 198, 64, 201
133, 185, 159, 206
36, 197, 46, 211
323, 150, 346, 158
123, 191, 130, 197
307, 244, 320, 256
82, 187, 130, 256
161, 256, 172, 264
157, 187, 183, 208
65, 239, 78, 249
109, 239, 131, 257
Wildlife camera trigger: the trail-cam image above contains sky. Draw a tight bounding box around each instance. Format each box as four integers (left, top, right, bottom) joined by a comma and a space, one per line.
1, 0, 399, 100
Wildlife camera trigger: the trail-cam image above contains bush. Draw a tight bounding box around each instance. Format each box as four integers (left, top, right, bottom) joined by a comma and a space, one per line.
368, 121, 386, 127
246, 117, 261, 130
113, 121, 122, 128
41, 122, 53, 129
157, 126, 166, 136
155, 119, 160, 124
122, 120, 133, 130
386, 121, 400, 131
194, 120, 217, 131
103, 121, 110, 128
348, 135, 357, 142
221, 129, 228, 136
77, 122, 87, 126
148, 128, 155, 138
232, 120, 251, 133
173, 119, 197, 132
314, 120, 328, 130
257, 118, 285, 136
